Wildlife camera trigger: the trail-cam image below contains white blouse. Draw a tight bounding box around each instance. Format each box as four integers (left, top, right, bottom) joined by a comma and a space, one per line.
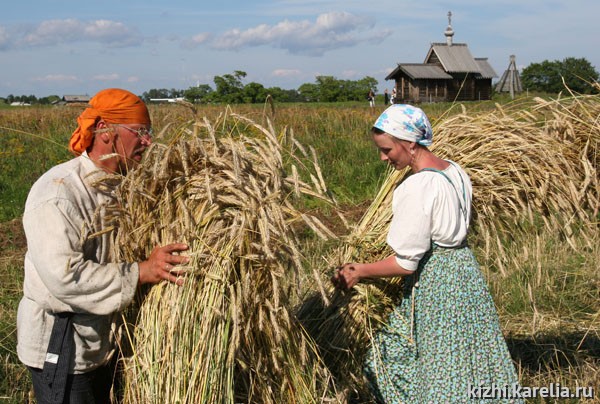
387, 161, 473, 271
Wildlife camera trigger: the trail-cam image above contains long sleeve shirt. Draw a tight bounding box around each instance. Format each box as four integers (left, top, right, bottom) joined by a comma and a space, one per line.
17, 151, 139, 373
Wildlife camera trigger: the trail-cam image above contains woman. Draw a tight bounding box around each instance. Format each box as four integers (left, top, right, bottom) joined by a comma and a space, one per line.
332, 104, 522, 403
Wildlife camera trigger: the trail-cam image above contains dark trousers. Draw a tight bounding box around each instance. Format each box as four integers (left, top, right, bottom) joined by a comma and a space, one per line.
29, 363, 114, 404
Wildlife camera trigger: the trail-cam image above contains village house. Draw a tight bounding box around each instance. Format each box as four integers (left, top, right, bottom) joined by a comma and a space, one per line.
386, 12, 497, 103
53, 95, 92, 106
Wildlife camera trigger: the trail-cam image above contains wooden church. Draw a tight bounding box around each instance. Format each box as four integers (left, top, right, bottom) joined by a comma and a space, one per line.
386, 12, 497, 103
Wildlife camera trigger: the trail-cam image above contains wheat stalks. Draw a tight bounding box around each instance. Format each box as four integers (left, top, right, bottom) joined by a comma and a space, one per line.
102, 109, 339, 403
298, 92, 600, 400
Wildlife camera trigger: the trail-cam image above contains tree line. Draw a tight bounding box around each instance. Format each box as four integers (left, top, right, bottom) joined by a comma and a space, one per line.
1, 57, 597, 105
141, 70, 379, 104
1, 94, 61, 105
520, 57, 598, 94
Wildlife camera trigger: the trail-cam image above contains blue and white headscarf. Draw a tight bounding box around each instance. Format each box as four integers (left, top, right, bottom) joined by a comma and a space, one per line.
373, 104, 433, 146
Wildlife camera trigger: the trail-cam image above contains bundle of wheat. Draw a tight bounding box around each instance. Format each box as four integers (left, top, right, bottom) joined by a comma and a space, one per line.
104, 111, 338, 403
298, 93, 600, 401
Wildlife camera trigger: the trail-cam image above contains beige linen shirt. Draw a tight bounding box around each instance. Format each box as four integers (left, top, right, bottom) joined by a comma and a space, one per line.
17, 152, 139, 373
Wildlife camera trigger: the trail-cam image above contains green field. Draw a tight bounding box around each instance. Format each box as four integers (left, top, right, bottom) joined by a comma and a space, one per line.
1, 96, 598, 402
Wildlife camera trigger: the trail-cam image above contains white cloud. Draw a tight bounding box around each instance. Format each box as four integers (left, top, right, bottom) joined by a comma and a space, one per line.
127, 76, 140, 83
208, 12, 391, 56
15, 19, 143, 49
340, 70, 359, 79
271, 69, 301, 77
93, 73, 120, 81
0, 26, 10, 50
31, 74, 80, 83
181, 32, 211, 49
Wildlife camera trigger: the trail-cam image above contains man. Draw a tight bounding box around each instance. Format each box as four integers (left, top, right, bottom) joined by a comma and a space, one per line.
17, 88, 189, 403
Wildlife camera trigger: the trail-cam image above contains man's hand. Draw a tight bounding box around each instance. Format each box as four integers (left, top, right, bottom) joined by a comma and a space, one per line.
138, 243, 190, 286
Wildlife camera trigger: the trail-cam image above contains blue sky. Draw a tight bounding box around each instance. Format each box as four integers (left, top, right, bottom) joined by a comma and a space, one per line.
1, 0, 599, 97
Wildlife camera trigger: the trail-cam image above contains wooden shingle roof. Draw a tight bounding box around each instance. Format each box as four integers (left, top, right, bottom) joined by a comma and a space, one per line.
385, 64, 452, 80
62, 95, 91, 103
474, 58, 498, 79
426, 43, 481, 73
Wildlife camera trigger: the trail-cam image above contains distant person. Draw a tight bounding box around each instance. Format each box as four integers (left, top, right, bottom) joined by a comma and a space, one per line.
384, 89, 390, 105
390, 87, 397, 104
368, 89, 375, 108
17, 88, 190, 403
332, 104, 522, 403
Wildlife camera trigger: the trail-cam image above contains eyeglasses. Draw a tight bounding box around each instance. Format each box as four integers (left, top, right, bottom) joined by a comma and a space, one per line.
114, 124, 153, 140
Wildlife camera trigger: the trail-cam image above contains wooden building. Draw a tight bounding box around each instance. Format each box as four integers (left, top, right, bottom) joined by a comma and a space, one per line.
386, 12, 497, 103
62, 95, 91, 104
495, 55, 523, 99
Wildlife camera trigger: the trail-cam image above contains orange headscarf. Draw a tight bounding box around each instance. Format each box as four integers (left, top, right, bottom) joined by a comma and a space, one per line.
69, 88, 151, 155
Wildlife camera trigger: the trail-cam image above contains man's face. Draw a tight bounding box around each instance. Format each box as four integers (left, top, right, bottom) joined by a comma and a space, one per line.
111, 124, 152, 173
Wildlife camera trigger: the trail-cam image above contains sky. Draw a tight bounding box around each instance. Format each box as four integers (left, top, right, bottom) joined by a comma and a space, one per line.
1, 0, 599, 97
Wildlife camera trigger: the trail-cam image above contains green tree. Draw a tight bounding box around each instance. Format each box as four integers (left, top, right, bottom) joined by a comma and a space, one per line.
242, 82, 267, 103
213, 70, 247, 103
315, 76, 342, 102
560, 57, 599, 93
168, 88, 184, 98
39, 95, 61, 105
521, 58, 598, 94
25, 95, 38, 104
298, 83, 320, 102
141, 88, 171, 101
355, 76, 379, 100
266, 87, 302, 103
298, 75, 379, 102
138, 72, 380, 104
184, 84, 213, 103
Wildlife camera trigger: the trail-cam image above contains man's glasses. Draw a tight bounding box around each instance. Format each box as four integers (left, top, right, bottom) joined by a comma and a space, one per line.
114, 124, 153, 140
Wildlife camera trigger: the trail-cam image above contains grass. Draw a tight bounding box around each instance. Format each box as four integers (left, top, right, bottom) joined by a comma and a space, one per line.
1, 93, 599, 402
0, 219, 30, 403
0, 106, 75, 221
472, 219, 600, 403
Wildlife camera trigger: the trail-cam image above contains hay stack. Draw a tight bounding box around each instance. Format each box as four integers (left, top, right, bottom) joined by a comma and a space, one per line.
298, 93, 600, 401
105, 112, 337, 403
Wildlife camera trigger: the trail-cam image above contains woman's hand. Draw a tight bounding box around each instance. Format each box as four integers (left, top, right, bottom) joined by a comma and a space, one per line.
331, 263, 363, 290
138, 243, 190, 286
331, 256, 413, 290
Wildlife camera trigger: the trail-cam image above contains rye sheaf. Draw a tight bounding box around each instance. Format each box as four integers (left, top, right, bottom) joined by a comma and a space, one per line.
99, 110, 341, 403
297, 93, 600, 401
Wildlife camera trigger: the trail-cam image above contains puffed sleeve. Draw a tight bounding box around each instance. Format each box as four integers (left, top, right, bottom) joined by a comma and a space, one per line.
386, 175, 435, 271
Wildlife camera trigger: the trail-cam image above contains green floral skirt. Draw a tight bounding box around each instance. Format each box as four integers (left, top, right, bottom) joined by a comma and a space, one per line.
364, 245, 523, 403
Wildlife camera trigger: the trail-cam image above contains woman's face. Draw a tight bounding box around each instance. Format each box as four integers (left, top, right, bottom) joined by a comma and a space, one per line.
372, 133, 412, 170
